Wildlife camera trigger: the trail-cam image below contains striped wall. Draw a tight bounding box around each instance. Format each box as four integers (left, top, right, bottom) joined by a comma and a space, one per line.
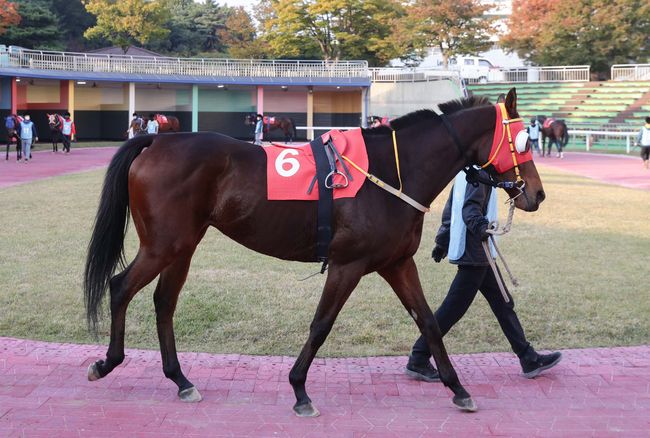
3, 80, 363, 141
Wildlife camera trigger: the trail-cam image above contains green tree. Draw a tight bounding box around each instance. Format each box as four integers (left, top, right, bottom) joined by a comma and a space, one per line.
502, 0, 650, 75
399, 0, 495, 68
2, 0, 66, 50
0, 0, 21, 35
82, 0, 170, 53
52, 0, 97, 51
257, 0, 403, 66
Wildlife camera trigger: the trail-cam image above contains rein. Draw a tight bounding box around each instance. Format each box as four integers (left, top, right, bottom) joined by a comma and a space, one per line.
341, 130, 429, 213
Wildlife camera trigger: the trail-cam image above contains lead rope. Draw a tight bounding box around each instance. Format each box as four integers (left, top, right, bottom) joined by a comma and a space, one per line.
481, 197, 521, 302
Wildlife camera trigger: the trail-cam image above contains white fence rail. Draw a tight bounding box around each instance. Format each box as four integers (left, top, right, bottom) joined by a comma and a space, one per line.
611, 64, 650, 81
0, 46, 369, 80
499, 65, 590, 83
369, 68, 460, 83
569, 129, 639, 153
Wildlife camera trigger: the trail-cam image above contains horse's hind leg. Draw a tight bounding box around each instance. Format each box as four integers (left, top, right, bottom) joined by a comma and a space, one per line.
153, 250, 202, 402
87, 249, 169, 381
378, 257, 476, 412
289, 262, 363, 417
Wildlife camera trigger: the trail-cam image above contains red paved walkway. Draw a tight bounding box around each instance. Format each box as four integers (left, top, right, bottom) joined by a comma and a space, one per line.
536, 152, 650, 191
1, 147, 117, 189
1, 337, 649, 437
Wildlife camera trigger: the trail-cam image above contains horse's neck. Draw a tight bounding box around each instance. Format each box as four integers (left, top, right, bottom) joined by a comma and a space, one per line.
392, 109, 493, 207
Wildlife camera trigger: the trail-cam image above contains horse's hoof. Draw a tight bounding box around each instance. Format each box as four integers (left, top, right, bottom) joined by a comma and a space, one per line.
87, 362, 101, 381
452, 395, 478, 412
293, 402, 320, 417
178, 386, 202, 403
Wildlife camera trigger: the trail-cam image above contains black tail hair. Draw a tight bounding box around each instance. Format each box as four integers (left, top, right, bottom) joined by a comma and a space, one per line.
562, 121, 569, 147
291, 118, 297, 139
83, 135, 154, 334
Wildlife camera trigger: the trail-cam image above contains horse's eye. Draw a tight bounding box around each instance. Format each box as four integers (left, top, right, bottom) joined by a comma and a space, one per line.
515, 131, 529, 153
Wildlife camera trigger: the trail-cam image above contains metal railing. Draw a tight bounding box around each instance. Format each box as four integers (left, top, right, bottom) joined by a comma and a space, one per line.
369, 67, 460, 83
0, 46, 369, 80
569, 129, 639, 153
611, 64, 650, 81
500, 65, 590, 83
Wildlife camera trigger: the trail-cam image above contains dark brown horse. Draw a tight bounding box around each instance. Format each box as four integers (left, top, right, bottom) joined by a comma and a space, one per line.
5, 114, 22, 161
537, 115, 569, 158
245, 113, 297, 142
84, 88, 545, 416
47, 113, 65, 152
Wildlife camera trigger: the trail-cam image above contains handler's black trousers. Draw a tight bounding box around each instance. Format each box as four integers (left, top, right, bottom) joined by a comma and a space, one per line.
62, 134, 71, 153
411, 265, 531, 363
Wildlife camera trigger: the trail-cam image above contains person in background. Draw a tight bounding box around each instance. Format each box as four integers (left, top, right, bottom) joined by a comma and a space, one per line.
61, 112, 76, 154
405, 169, 562, 382
254, 114, 263, 146
147, 114, 159, 135
18, 114, 38, 163
635, 116, 650, 169
127, 113, 142, 139
527, 117, 541, 156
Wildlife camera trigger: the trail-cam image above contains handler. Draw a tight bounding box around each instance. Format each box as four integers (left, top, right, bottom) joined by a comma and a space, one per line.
405, 169, 562, 381
635, 116, 650, 169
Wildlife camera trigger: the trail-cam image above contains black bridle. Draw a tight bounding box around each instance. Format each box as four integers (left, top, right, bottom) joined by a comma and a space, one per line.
437, 112, 523, 192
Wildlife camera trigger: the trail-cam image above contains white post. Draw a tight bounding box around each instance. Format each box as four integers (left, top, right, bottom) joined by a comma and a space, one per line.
128, 82, 135, 124
626, 135, 630, 154
586, 134, 591, 151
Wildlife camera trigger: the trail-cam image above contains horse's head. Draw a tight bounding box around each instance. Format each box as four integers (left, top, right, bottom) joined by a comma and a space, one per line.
478, 88, 545, 212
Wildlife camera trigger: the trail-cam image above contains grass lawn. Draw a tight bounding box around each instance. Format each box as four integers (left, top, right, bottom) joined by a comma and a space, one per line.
0, 165, 648, 358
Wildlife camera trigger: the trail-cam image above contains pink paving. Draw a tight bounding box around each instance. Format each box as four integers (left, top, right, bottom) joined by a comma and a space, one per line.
0, 147, 118, 189
1, 337, 649, 437
535, 151, 650, 191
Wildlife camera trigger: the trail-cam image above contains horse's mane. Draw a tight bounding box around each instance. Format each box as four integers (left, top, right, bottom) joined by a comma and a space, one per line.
366, 94, 492, 134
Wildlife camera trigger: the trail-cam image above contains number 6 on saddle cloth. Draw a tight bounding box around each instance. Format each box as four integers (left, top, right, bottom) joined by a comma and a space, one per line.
262, 129, 368, 270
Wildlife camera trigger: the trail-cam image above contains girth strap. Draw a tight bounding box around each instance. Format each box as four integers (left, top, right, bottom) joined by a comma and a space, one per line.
309, 137, 334, 272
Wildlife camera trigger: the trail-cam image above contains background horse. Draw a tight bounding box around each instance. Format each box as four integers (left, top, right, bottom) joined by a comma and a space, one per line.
47, 113, 65, 152
84, 89, 545, 417
143, 114, 181, 133
5, 115, 22, 161
245, 113, 297, 142
537, 115, 569, 158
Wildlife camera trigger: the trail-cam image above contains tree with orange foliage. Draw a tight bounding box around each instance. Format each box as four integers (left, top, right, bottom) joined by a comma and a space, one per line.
0, 0, 21, 35
502, 0, 650, 75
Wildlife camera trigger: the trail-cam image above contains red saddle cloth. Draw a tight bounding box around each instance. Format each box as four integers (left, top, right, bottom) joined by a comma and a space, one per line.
543, 118, 555, 129
155, 114, 169, 125
263, 128, 369, 200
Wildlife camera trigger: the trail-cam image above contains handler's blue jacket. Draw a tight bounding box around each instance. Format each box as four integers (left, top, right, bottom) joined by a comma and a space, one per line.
435, 171, 496, 266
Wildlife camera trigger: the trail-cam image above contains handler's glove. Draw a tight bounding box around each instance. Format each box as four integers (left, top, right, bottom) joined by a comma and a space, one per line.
431, 245, 447, 263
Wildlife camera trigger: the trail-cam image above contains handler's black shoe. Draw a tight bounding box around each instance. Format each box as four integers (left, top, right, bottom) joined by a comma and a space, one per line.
405, 356, 440, 382
520, 351, 562, 379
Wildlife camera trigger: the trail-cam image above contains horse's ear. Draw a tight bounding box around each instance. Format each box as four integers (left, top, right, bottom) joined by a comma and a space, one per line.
505, 88, 517, 117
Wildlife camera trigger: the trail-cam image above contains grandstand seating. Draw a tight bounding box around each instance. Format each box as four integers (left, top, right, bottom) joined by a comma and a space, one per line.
468, 81, 650, 151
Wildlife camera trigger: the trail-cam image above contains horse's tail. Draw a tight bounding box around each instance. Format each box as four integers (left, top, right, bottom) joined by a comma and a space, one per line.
562, 122, 569, 146
84, 135, 154, 334
291, 118, 297, 139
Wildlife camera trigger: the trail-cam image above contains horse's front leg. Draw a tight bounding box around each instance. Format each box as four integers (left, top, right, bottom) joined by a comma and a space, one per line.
289, 262, 364, 417
378, 257, 476, 412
